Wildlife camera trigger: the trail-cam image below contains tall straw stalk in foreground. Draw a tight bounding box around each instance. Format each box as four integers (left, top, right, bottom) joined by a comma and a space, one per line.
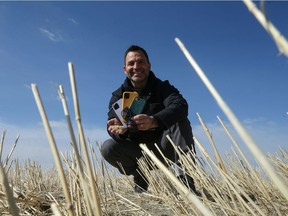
175, 37, 288, 201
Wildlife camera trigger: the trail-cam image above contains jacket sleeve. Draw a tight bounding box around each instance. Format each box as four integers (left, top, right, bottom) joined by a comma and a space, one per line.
153, 80, 189, 129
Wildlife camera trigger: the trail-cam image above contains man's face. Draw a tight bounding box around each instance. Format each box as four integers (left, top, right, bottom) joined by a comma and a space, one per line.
123, 50, 151, 88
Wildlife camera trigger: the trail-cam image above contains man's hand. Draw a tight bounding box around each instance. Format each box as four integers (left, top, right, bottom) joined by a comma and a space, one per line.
132, 114, 158, 131
107, 118, 128, 135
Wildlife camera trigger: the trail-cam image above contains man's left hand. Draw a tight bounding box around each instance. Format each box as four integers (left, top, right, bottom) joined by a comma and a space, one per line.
132, 114, 158, 131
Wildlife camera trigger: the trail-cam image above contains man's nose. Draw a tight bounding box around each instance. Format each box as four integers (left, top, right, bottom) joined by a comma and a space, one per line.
133, 62, 140, 69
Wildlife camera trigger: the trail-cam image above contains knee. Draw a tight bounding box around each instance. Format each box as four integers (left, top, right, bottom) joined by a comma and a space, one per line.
100, 139, 115, 160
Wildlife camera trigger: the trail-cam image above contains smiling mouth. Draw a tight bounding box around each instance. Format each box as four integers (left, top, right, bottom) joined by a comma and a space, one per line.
133, 72, 143, 76
132, 73, 145, 81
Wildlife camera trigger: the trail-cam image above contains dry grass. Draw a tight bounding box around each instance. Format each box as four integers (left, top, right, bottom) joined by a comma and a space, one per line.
0, 128, 287, 216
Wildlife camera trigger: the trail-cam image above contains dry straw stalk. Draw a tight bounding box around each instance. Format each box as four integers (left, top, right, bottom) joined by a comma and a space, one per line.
31, 84, 75, 216
175, 37, 288, 201
243, 0, 288, 57
68, 62, 102, 215
196, 112, 227, 173
57, 85, 94, 215
216, 115, 270, 199
139, 143, 214, 216
0, 161, 19, 216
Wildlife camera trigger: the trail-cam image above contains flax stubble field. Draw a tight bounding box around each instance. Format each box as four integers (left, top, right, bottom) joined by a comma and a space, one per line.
0, 133, 287, 215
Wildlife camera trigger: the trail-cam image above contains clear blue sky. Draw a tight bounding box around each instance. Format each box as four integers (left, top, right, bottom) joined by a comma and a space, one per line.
0, 1, 287, 167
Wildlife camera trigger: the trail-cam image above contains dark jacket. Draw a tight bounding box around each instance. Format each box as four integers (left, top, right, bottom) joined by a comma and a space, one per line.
107, 71, 189, 143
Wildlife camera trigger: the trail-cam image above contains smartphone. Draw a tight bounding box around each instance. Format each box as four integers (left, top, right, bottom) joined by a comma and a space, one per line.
129, 97, 146, 116
111, 99, 127, 128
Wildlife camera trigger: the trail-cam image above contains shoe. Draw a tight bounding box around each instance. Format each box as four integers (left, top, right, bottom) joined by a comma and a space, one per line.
202, 188, 215, 202
177, 174, 201, 196
134, 174, 148, 193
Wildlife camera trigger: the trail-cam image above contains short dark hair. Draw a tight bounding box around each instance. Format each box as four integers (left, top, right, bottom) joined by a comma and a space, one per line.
124, 45, 150, 65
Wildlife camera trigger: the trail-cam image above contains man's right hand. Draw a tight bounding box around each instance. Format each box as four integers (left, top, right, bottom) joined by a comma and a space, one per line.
107, 118, 128, 135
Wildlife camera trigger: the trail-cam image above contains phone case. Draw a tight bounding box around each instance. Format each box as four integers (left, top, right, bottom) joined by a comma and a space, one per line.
122, 91, 139, 109
129, 97, 146, 116
111, 99, 127, 128
122, 92, 139, 121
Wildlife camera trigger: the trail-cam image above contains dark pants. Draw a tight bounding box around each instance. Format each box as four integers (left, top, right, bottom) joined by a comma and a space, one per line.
101, 118, 195, 176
